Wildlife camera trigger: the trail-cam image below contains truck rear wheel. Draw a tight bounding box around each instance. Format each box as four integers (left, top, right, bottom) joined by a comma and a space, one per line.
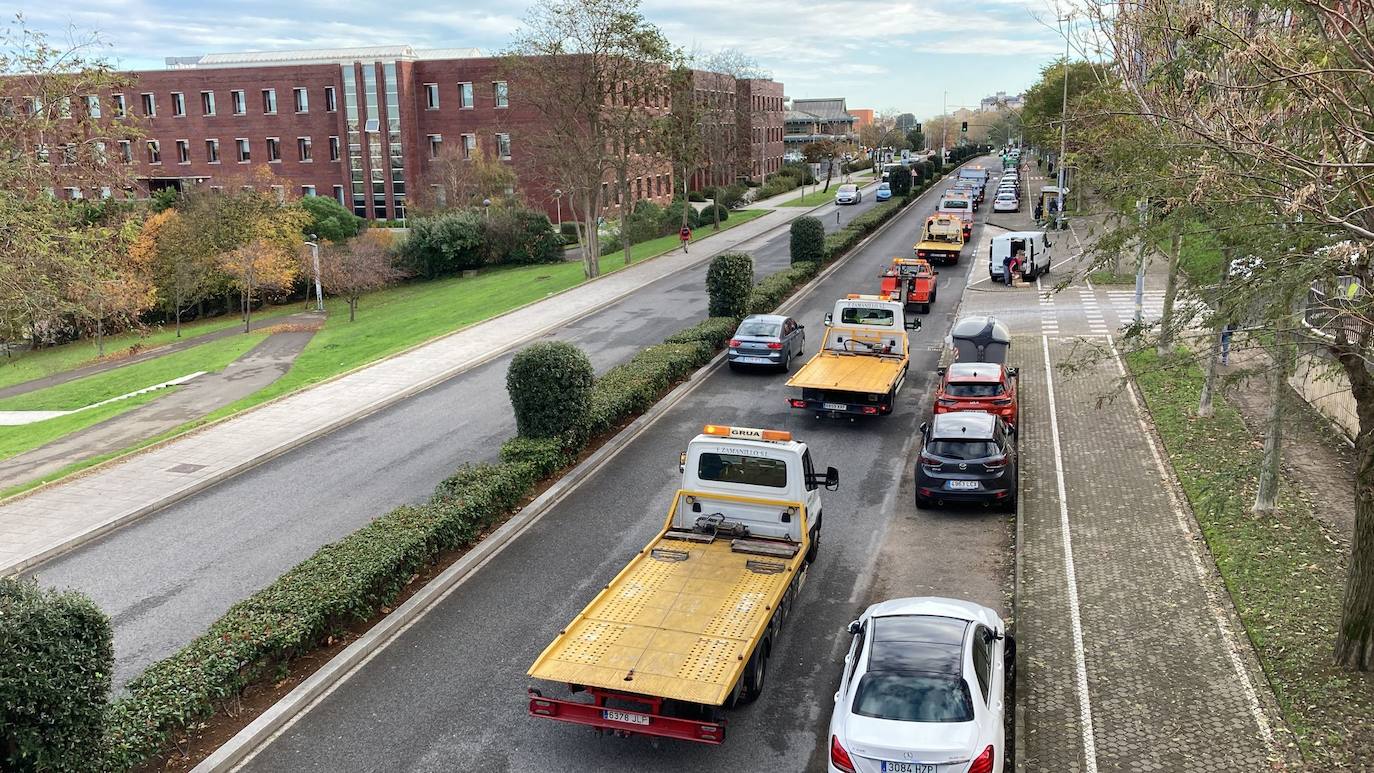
742, 642, 769, 703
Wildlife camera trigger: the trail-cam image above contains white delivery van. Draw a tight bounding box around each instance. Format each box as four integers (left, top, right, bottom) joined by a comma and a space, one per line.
988, 230, 1055, 283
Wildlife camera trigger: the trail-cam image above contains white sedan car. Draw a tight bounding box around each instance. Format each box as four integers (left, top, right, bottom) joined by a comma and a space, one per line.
836, 184, 863, 205
828, 597, 1010, 773
992, 192, 1019, 213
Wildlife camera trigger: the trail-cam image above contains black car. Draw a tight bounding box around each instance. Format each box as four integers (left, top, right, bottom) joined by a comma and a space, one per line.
915, 411, 1017, 509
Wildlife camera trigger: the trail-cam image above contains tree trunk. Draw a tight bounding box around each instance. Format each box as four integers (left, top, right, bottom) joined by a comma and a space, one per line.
1336, 344, 1374, 670
175, 287, 184, 338
823, 158, 834, 192
712, 193, 720, 231
1157, 224, 1182, 355
1252, 360, 1283, 513
349, 297, 358, 322
619, 170, 632, 267
580, 191, 599, 279
1199, 246, 1233, 418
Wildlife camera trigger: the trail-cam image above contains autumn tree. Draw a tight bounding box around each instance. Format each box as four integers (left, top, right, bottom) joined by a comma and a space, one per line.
141, 209, 219, 336
318, 230, 406, 322
657, 63, 705, 230
803, 139, 840, 192
416, 138, 519, 213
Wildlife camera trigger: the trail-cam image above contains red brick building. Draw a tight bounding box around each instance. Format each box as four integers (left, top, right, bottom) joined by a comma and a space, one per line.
37, 45, 785, 221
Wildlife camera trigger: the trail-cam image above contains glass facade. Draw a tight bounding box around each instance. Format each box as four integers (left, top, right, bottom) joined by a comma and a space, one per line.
341, 65, 365, 217
363, 65, 386, 219
384, 62, 406, 220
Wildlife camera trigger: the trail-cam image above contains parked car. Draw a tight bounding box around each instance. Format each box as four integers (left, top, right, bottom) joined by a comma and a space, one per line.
934, 362, 1019, 426
828, 596, 1010, 773
992, 192, 1019, 212
875, 182, 893, 202
836, 184, 863, 205
914, 411, 1017, 509
727, 314, 805, 371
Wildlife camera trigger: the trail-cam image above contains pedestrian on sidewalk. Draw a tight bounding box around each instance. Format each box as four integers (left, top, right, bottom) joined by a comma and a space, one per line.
1010, 250, 1025, 285
1220, 323, 1233, 365
1033, 202, 1043, 223
679, 224, 692, 253
1002, 254, 1015, 286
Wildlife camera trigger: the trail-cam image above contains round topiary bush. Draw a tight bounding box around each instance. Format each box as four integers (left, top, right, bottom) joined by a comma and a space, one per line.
789, 216, 826, 264
705, 252, 755, 319
889, 166, 913, 197
505, 341, 595, 439
699, 203, 729, 224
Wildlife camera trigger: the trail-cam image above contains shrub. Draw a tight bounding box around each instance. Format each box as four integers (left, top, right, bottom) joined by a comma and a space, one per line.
889, 166, 913, 197
790, 216, 826, 264
748, 262, 819, 314
660, 200, 701, 233
487, 208, 564, 265
621, 200, 665, 246
0, 579, 112, 773
663, 317, 739, 349
586, 342, 715, 435
698, 203, 729, 224
506, 341, 595, 439
780, 161, 817, 185
301, 195, 366, 242
823, 228, 863, 261
399, 210, 485, 277
687, 190, 706, 202
499, 436, 576, 477
715, 183, 747, 210
705, 252, 754, 319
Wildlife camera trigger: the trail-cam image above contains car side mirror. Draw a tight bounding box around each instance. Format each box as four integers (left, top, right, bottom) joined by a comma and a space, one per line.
824, 312, 833, 326
936, 366, 947, 376
847, 620, 862, 635
904, 318, 922, 331
825, 466, 840, 491
1006, 366, 1019, 378
919, 421, 929, 436
798, 323, 805, 330
679, 451, 687, 473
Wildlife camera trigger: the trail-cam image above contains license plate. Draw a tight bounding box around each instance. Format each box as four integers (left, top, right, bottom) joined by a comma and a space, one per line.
823, 402, 848, 411
882, 763, 936, 773
947, 480, 979, 490
735, 356, 772, 364
601, 709, 650, 726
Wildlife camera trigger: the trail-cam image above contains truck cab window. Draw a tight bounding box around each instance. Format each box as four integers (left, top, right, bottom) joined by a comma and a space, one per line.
840, 307, 895, 326
697, 452, 787, 488
803, 449, 818, 491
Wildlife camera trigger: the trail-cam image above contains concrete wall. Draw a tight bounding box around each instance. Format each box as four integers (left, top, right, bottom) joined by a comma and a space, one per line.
1290, 352, 1359, 440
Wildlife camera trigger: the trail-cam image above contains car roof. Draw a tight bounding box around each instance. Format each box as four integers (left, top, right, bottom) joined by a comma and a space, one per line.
930, 410, 997, 439
740, 313, 787, 324
993, 231, 1046, 241
947, 362, 1004, 382
866, 596, 1002, 627
867, 615, 967, 676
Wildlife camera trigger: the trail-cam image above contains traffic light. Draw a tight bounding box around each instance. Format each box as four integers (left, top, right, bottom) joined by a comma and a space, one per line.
914, 122, 921, 132
961, 121, 968, 133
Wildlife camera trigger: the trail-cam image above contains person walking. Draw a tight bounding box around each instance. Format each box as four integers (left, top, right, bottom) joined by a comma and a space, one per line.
679, 224, 692, 253
1220, 323, 1234, 365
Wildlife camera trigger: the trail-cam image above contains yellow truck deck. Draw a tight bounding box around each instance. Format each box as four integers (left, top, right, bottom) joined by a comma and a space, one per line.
786, 350, 906, 395
528, 497, 808, 707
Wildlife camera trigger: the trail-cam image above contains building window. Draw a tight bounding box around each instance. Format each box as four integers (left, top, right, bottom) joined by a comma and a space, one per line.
324, 86, 337, 112
171, 92, 185, 117
206, 139, 219, 163
141, 92, 156, 116
232, 90, 246, 115
328, 136, 340, 161
427, 134, 442, 158
293, 87, 308, 113
459, 82, 473, 109
236, 138, 250, 162
262, 88, 277, 114
333, 185, 345, 204
496, 132, 511, 159
176, 139, 190, 164
298, 136, 312, 161
424, 83, 439, 109
302, 185, 316, 196
266, 137, 281, 162
118, 140, 132, 163
84, 95, 101, 119
99, 186, 112, 199
201, 91, 216, 115
63, 187, 80, 200
493, 81, 509, 108
147, 140, 161, 164
210, 186, 223, 195
112, 94, 125, 118
461, 133, 475, 160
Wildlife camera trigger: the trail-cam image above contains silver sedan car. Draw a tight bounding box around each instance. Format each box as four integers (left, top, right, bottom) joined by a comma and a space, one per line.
727, 314, 805, 371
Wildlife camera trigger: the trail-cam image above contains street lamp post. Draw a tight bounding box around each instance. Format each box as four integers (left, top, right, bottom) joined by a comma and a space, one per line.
554, 188, 562, 229
1056, 13, 1072, 230
482, 198, 491, 220
305, 234, 323, 312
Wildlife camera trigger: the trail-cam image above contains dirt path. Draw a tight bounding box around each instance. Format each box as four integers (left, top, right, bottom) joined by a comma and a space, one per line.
1224, 347, 1356, 542
0, 311, 322, 402
0, 327, 317, 491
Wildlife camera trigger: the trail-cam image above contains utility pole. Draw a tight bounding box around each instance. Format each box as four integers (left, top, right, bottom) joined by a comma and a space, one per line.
941, 90, 948, 167
305, 235, 323, 312
1056, 12, 1072, 230
1134, 198, 1148, 324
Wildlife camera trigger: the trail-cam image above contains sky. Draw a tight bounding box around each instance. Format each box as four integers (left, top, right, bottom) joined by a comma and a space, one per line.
15, 0, 1067, 119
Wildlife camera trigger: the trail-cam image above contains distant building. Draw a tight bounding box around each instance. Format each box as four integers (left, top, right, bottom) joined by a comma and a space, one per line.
850, 108, 875, 128
895, 113, 917, 131
784, 97, 857, 152
979, 91, 1025, 112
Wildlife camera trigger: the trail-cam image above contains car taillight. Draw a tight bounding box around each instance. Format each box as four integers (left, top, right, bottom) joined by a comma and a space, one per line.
789, 399, 806, 408
984, 455, 1008, 470
729, 339, 741, 347
919, 452, 942, 468
767, 342, 783, 350
830, 736, 857, 773
968, 744, 996, 773
862, 406, 879, 415
917, 250, 926, 257
991, 398, 1012, 406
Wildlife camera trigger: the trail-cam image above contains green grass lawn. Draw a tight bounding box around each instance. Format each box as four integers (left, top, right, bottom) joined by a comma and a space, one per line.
778, 187, 851, 207
0, 333, 268, 461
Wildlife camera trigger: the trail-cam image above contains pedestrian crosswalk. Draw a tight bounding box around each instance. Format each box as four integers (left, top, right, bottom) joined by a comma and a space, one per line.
1105, 290, 1166, 323
1039, 287, 1058, 336
1081, 289, 1110, 335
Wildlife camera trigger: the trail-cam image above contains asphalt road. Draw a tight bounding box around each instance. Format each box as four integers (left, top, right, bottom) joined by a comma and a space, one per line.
240, 159, 1013, 773
29, 182, 887, 689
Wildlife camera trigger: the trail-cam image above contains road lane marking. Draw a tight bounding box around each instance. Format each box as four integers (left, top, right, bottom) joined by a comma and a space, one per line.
1040, 334, 1100, 773
1104, 336, 1278, 751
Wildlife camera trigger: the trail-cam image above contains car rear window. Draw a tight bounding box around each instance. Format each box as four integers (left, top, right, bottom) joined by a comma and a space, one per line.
946, 382, 1004, 398
737, 321, 781, 337
941, 200, 968, 210
926, 440, 999, 460
697, 452, 787, 487
852, 672, 974, 722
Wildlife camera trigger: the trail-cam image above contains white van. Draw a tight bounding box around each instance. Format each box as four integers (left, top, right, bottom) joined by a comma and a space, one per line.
988, 231, 1055, 283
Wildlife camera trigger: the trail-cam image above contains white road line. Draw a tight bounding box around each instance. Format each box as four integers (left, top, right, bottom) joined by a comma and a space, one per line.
1104, 336, 1279, 751
1040, 334, 1100, 773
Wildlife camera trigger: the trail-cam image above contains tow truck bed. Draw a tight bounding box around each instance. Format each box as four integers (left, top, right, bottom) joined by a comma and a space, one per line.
786, 350, 906, 395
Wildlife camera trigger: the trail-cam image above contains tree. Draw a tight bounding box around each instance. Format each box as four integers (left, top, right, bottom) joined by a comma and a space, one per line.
889, 166, 912, 198
505, 0, 675, 279
699, 47, 772, 221
319, 231, 405, 322
658, 64, 705, 230
604, 34, 673, 265
803, 139, 839, 192
905, 127, 924, 152
300, 195, 364, 242
416, 139, 519, 214
140, 209, 213, 337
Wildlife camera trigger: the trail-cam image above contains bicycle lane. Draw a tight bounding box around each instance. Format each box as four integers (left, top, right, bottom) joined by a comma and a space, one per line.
1017, 333, 1285, 772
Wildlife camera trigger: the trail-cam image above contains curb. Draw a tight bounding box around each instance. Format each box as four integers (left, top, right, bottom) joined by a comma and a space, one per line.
193, 166, 935, 773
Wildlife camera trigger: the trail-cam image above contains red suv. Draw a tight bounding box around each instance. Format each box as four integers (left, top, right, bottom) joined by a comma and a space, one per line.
933, 362, 1019, 426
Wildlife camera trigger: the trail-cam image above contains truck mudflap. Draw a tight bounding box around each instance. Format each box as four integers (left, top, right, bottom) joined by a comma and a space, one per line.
528, 687, 725, 745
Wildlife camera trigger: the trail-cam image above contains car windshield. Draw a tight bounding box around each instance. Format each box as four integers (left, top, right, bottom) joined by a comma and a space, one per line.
737, 321, 781, 337
946, 382, 1004, 398
926, 440, 999, 460
840, 307, 895, 326
839, 186, 857, 193
697, 452, 787, 487
879, 184, 890, 191
853, 672, 974, 722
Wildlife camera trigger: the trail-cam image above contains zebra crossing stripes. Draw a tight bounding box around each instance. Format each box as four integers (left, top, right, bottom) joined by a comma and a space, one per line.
1080, 289, 1110, 335
1105, 290, 1166, 323
1039, 289, 1059, 336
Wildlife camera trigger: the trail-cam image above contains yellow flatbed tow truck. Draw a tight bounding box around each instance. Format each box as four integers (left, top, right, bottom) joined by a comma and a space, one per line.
785, 295, 919, 418
528, 425, 839, 745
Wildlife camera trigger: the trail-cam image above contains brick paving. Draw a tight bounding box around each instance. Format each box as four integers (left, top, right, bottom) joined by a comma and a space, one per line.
1017, 334, 1282, 771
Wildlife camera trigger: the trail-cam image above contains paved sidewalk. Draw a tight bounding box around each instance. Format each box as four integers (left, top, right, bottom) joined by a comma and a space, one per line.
1017, 335, 1283, 772
0, 207, 803, 576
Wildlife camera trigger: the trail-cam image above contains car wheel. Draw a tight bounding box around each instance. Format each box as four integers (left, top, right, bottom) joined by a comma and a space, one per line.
1045, 260, 1051, 275
805, 525, 820, 563
780, 351, 791, 372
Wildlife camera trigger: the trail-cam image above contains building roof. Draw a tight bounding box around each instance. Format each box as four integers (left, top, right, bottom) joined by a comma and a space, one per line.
166, 45, 483, 69
790, 98, 854, 122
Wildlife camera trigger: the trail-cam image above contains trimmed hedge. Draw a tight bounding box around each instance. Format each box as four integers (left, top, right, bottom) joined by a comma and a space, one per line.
789, 216, 826, 264
1, 578, 112, 773
706, 252, 754, 319
889, 166, 913, 197
506, 341, 595, 439
749, 261, 819, 314
698, 203, 729, 224
499, 436, 577, 477
586, 341, 715, 436
663, 316, 739, 349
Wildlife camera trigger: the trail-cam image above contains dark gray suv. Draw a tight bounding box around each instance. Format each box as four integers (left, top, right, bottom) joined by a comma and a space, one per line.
915, 411, 1018, 510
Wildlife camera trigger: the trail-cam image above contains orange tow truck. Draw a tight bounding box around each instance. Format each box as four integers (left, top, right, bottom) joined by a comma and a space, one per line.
880, 257, 939, 313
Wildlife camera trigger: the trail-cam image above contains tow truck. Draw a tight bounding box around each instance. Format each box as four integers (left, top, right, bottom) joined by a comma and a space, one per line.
915, 213, 966, 265
880, 257, 939, 313
785, 295, 919, 418
527, 424, 839, 745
